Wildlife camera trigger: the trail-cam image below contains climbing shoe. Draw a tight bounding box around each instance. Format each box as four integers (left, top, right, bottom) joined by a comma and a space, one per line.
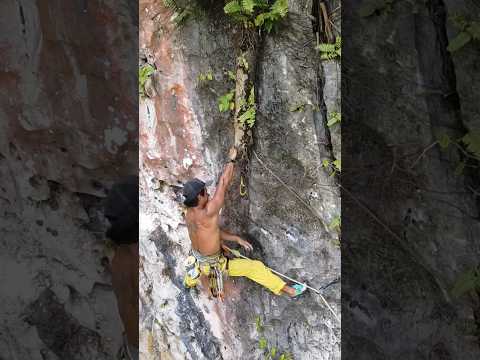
292, 283, 307, 297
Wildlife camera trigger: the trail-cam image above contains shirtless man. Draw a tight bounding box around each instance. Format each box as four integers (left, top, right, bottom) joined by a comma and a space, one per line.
182, 148, 306, 298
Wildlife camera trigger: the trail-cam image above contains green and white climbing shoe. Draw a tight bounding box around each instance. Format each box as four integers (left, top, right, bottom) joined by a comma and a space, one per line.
292, 283, 307, 297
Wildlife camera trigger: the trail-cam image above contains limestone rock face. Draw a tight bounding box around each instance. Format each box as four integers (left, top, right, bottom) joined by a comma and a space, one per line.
139, 1, 341, 359
0, 1, 137, 359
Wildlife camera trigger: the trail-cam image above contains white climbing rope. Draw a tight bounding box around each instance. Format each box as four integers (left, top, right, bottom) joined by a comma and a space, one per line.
223, 246, 340, 324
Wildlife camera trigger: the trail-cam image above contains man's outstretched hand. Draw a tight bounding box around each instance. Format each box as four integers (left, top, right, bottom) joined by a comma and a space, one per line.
237, 238, 253, 251
228, 146, 238, 162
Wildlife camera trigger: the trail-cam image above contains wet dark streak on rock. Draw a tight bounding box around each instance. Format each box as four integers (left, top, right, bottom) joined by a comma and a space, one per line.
151, 227, 223, 360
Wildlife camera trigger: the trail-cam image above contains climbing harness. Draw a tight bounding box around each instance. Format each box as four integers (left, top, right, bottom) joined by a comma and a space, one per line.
223, 245, 340, 324
185, 249, 228, 299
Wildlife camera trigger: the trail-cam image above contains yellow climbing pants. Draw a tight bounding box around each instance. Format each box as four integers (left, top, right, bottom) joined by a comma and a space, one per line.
184, 258, 286, 295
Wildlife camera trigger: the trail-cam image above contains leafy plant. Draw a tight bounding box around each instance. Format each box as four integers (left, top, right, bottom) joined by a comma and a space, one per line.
358, 0, 393, 17
218, 90, 235, 112
438, 133, 451, 149
238, 86, 256, 128
436, 131, 480, 177
254, 316, 293, 360
451, 266, 480, 297
224, 0, 288, 33
317, 36, 342, 61
139, 64, 155, 98
461, 131, 480, 158
448, 14, 480, 52
238, 54, 250, 71
238, 107, 256, 127
259, 337, 268, 350
227, 70, 237, 81
322, 158, 341, 176
327, 111, 341, 127
163, 0, 197, 26
255, 316, 264, 332
329, 216, 341, 232
198, 70, 214, 82
333, 159, 341, 171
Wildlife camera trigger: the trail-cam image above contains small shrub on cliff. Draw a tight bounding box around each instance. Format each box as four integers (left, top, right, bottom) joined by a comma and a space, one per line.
224, 0, 288, 33
448, 14, 480, 52
317, 36, 342, 61
139, 64, 155, 98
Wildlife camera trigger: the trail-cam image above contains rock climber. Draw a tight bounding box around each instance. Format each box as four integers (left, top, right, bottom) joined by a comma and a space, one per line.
182, 147, 306, 299
104, 176, 139, 360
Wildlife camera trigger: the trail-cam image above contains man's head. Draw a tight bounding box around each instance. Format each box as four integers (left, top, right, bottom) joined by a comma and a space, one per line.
183, 178, 209, 208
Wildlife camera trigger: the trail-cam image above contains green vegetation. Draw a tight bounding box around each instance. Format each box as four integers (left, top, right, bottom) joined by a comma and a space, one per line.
163, 0, 203, 26
327, 111, 341, 127
224, 0, 289, 33
139, 64, 155, 98
218, 56, 257, 128
451, 266, 480, 297
322, 158, 341, 176
218, 90, 235, 112
448, 15, 480, 52
254, 316, 293, 360
238, 86, 256, 128
329, 215, 341, 232
437, 131, 480, 176
198, 70, 214, 82
317, 36, 342, 61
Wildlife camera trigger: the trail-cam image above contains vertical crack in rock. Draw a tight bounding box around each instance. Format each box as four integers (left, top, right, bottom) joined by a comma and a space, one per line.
311, 0, 335, 158
414, 0, 463, 130
18, 2, 26, 35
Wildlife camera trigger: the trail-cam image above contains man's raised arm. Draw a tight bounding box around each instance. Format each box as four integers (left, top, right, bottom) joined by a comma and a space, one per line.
206, 147, 237, 216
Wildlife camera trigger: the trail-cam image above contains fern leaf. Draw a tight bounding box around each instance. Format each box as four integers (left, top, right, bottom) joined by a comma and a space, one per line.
242, 0, 255, 14
317, 43, 336, 52
248, 86, 255, 106
451, 267, 480, 297
163, 0, 179, 11
224, 1, 242, 15
255, 13, 266, 27
238, 107, 256, 127
447, 31, 472, 52
270, 0, 289, 17
462, 131, 480, 158
265, 20, 274, 33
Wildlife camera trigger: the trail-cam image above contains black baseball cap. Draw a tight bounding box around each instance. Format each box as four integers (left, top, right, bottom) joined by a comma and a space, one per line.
182, 178, 206, 203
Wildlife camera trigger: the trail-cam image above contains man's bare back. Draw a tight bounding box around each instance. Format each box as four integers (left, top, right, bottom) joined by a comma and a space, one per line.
186, 207, 221, 255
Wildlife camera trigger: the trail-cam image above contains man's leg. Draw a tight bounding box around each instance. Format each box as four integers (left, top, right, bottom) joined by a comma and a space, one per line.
227, 258, 301, 296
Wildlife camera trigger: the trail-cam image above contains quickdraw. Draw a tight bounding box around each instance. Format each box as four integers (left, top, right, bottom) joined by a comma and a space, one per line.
239, 175, 247, 197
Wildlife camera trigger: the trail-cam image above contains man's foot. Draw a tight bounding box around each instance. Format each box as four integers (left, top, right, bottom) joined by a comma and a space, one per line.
291, 284, 307, 298
282, 283, 307, 297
